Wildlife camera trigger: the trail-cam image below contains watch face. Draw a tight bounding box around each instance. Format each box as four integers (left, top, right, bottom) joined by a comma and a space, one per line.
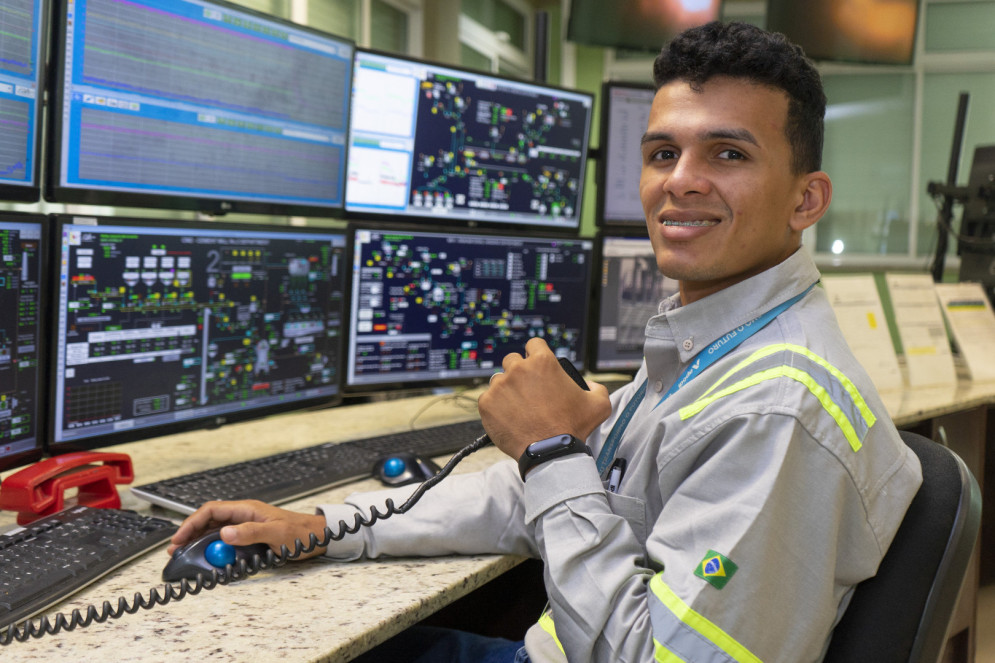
527, 434, 576, 459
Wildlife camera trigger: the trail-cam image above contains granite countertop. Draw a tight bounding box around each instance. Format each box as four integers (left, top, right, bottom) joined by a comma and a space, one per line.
1, 391, 524, 662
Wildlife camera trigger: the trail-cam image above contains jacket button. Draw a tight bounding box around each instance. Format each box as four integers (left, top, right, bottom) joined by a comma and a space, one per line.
682, 338, 694, 351
654, 380, 664, 393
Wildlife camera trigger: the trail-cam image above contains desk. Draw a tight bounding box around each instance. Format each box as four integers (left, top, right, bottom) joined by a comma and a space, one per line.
0, 391, 525, 663
1, 380, 993, 662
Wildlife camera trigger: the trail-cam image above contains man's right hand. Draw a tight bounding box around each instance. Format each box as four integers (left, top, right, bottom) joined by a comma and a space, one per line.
168, 499, 329, 560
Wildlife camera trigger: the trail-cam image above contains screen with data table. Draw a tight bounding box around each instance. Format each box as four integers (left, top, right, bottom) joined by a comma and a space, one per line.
0, 213, 44, 471
347, 227, 594, 391
345, 50, 594, 231
597, 81, 655, 227
50, 216, 347, 450
46, 0, 354, 216
0, 0, 47, 202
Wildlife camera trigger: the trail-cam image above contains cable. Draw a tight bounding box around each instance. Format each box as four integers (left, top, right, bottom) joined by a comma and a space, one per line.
0, 434, 493, 645
930, 194, 995, 248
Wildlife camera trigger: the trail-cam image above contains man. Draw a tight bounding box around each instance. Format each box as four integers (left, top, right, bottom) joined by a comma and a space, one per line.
170, 21, 921, 662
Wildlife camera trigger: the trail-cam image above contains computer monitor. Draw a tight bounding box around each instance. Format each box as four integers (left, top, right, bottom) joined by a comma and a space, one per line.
766, 0, 920, 66
567, 0, 722, 53
958, 144, 995, 304
0, 0, 47, 203
0, 212, 45, 471
45, 0, 354, 216
597, 81, 655, 227
345, 49, 594, 232
590, 232, 677, 373
346, 226, 594, 393
48, 215, 347, 452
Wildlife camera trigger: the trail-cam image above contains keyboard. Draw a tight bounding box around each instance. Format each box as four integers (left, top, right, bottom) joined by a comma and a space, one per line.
0, 505, 177, 628
130, 418, 487, 514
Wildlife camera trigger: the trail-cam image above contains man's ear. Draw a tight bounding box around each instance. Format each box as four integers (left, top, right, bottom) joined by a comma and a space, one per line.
790, 171, 833, 232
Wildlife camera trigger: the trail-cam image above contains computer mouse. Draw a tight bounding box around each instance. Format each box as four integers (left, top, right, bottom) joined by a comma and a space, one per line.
372, 452, 441, 487
162, 529, 270, 583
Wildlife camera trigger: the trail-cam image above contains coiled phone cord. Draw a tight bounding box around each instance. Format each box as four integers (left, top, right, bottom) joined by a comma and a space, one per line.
0, 434, 493, 645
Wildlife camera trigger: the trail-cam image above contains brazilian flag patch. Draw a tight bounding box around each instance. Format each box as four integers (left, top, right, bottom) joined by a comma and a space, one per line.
694, 549, 738, 590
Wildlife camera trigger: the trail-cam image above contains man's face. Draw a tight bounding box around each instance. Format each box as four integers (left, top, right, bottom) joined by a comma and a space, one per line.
639, 76, 815, 304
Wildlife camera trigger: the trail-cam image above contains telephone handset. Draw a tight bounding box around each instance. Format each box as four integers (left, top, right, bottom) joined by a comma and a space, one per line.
0, 359, 590, 644
0, 452, 135, 525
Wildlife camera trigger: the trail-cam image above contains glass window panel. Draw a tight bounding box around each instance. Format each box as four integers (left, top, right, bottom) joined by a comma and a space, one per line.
818, 73, 916, 255
498, 56, 528, 78
462, 0, 487, 23
371, 0, 409, 52
462, 0, 526, 49
307, 0, 359, 40
925, 2, 995, 52
461, 42, 493, 72
492, 1, 526, 50
919, 72, 995, 257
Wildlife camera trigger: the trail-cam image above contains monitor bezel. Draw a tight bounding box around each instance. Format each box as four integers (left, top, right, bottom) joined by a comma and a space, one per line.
0, 0, 48, 204
0, 211, 48, 473
43, 0, 355, 218
588, 227, 672, 376
343, 221, 596, 396
595, 80, 655, 228
343, 47, 595, 235
46, 213, 348, 454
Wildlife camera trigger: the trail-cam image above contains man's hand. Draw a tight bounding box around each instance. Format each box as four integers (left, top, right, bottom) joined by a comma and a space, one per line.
478, 338, 611, 462
168, 500, 329, 560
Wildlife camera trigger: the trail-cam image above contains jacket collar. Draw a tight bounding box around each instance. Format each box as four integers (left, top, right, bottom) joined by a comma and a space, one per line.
647, 249, 822, 364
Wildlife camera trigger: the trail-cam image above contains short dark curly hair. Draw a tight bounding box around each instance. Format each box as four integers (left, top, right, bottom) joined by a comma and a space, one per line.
653, 21, 826, 174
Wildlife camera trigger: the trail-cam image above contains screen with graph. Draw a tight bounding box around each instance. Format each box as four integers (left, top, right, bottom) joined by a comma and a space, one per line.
597, 81, 655, 227
0, 0, 47, 202
345, 50, 594, 232
590, 233, 677, 373
0, 213, 45, 471
346, 226, 593, 392
46, 0, 354, 216
49, 215, 347, 451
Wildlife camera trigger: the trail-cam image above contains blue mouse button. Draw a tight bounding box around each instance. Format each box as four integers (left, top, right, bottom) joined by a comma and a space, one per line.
382, 456, 406, 478
372, 451, 440, 487
162, 529, 269, 583
204, 539, 237, 568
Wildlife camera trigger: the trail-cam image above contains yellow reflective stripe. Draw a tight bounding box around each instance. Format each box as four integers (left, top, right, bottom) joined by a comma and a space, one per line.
542, 610, 691, 662
775, 344, 876, 427
537, 611, 565, 655
679, 366, 864, 452
654, 639, 688, 662
649, 574, 763, 663
698, 343, 875, 429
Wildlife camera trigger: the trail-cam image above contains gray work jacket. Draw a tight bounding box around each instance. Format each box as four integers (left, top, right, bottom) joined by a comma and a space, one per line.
319, 248, 922, 663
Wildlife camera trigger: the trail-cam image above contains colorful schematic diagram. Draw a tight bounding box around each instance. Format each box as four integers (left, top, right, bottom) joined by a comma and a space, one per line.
0, 222, 41, 448
56, 224, 345, 441
409, 75, 587, 221
348, 230, 592, 387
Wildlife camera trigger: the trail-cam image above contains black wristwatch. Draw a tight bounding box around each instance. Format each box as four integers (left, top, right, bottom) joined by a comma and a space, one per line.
518, 434, 592, 481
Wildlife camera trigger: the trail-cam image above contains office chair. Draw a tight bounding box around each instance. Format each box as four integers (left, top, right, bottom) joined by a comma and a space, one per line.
823, 431, 982, 663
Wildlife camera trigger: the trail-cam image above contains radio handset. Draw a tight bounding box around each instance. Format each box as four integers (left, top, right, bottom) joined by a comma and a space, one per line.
557, 356, 591, 392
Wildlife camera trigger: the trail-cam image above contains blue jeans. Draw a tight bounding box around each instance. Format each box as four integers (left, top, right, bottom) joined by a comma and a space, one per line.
350, 625, 529, 663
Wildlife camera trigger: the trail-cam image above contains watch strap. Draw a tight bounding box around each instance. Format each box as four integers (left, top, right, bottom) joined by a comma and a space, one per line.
518, 434, 591, 481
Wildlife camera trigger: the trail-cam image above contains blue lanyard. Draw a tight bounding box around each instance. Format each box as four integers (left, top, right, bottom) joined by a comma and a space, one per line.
595, 284, 816, 476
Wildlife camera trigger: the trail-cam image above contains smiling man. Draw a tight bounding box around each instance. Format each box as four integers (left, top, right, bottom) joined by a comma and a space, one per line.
478, 21, 922, 662
170, 21, 923, 663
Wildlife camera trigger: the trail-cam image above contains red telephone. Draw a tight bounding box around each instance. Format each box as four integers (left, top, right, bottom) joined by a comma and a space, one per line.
0, 452, 134, 525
